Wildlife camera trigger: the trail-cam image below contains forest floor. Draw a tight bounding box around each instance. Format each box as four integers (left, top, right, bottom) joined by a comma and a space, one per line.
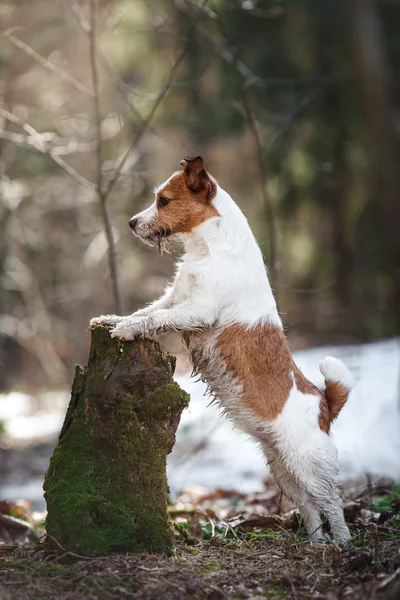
1, 480, 399, 600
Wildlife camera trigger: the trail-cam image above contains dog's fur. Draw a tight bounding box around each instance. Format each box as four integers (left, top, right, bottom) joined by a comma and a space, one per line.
91, 156, 354, 542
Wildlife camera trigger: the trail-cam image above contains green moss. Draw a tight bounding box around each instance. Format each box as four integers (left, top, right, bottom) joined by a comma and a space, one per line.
44, 326, 189, 556
173, 521, 200, 546
154, 355, 165, 367
203, 560, 227, 571
181, 546, 201, 555
45, 415, 140, 555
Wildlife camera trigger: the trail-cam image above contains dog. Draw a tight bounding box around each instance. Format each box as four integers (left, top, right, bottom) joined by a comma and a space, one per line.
91, 156, 354, 542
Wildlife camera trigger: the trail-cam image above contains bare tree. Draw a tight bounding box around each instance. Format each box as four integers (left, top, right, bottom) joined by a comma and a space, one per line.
89, 0, 124, 313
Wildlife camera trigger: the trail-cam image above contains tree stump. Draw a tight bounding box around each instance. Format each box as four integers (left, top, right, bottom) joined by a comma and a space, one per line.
43, 325, 189, 556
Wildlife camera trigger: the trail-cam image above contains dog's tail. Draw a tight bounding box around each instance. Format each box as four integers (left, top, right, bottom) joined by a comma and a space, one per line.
319, 356, 354, 423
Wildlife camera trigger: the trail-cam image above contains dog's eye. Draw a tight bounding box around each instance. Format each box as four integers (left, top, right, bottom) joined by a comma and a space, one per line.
159, 197, 169, 207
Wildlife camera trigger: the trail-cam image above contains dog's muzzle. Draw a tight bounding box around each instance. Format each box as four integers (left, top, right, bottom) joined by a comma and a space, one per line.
129, 217, 138, 231
129, 218, 172, 242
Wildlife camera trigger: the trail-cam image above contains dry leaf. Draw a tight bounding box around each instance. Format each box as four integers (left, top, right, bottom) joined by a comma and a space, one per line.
0, 514, 32, 545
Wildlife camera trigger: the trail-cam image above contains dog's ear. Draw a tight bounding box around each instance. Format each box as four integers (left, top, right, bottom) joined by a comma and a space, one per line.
180, 156, 216, 202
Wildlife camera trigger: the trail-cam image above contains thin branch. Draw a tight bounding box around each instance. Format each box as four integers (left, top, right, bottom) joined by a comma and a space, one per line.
0, 107, 95, 190
241, 90, 279, 291
265, 89, 321, 153
89, 3, 104, 196
176, 0, 339, 90
89, 0, 124, 314
65, 0, 91, 33
175, 0, 260, 86
275, 282, 335, 294
103, 0, 210, 202
2, 29, 94, 97
0, 130, 97, 155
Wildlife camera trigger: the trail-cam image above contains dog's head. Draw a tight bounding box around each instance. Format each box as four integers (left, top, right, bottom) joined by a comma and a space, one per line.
129, 156, 219, 251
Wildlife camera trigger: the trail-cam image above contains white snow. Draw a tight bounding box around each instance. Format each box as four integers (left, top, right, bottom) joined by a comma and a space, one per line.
0, 390, 69, 441
0, 392, 34, 420
0, 338, 399, 503
168, 337, 400, 494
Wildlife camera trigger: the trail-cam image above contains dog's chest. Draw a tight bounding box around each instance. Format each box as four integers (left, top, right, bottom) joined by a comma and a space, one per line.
184, 329, 242, 409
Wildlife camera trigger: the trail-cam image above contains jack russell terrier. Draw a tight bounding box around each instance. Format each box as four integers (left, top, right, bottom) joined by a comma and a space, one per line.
91, 156, 354, 542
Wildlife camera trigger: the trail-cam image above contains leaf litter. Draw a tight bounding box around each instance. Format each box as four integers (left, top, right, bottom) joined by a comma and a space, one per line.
0, 478, 399, 599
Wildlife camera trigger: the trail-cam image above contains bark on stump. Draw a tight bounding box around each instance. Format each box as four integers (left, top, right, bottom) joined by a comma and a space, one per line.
43, 325, 189, 556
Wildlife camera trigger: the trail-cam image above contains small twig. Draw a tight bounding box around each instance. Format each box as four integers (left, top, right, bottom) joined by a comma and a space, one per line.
65, 0, 91, 33
289, 579, 299, 600
2, 579, 32, 586
2, 29, 94, 97
366, 473, 374, 508
375, 567, 400, 592
0, 107, 95, 190
369, 521, 380, 565
195, 578, 230, 599
136, 566, 173, 571
54, 551, 96, 562
89, 0, 124, 314
277, 491, 284, 516
44, 533, 66, 551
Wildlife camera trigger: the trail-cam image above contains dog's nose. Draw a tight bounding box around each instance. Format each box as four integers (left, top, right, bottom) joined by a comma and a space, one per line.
129, 217, 138, 231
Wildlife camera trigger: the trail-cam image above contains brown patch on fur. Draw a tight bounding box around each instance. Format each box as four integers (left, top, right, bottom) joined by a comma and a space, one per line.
153, 168, 219, 235
294, 370, 331, 433
324, 381, 350, 423
318, 397, 331, 433
216, 323, 326, 424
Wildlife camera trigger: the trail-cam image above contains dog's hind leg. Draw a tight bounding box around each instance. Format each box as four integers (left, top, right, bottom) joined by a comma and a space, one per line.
308, 492, 350, 542
265, 451, 325, 542
302, 501, 325, 542
292, 456, 350, 543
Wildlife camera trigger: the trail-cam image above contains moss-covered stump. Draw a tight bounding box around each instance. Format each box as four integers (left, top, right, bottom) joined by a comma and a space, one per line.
43, 325, 189, 556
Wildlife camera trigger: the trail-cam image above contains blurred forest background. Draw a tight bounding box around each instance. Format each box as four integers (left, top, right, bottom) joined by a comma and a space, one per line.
0, 0, 399, 393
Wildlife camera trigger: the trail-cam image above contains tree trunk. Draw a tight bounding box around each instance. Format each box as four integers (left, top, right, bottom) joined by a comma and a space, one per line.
352, 0, 400, 332
43, 325, 189, 556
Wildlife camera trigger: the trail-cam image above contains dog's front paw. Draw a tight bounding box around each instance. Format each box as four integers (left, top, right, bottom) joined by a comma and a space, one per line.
110, 317, 147, 341
90, 314, 126, 327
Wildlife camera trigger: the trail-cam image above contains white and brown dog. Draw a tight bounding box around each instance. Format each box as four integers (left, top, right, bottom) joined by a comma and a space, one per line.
91, 156, 354, 542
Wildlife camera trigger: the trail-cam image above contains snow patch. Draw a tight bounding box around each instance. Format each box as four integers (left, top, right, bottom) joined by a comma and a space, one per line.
168, 338, 400, 494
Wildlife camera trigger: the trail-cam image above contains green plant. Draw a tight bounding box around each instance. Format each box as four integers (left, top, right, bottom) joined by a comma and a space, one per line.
374, 487, 400, 511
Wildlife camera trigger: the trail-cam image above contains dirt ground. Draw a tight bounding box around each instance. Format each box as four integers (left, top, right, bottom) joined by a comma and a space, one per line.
1, 480, 399, 599
1, 529, 399, 599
